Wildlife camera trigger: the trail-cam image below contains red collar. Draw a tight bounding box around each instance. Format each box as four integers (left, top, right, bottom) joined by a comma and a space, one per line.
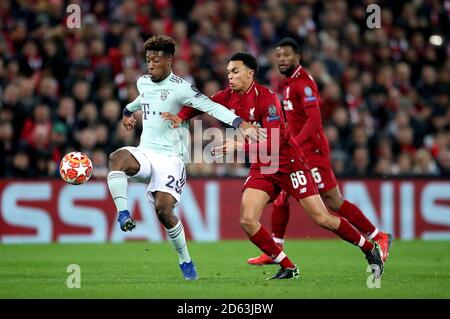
231, 81, 256, 96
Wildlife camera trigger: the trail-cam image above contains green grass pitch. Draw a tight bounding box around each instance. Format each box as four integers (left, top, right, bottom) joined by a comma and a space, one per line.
1, 240, 449, 298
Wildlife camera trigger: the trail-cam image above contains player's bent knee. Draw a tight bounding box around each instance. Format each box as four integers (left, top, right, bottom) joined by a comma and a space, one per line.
109, 150, 127, 170
155, 202, 170, 215
313, 215, 333, 229
155, 199, 175, 215
323, 196, 341, 212
154, 202, 177, 227
321, 197, 334, 211
109, 149, 140, 175
240, 216, 257, 230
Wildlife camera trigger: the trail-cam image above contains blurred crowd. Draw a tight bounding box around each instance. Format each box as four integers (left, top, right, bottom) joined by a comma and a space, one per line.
0, 0, 449, 179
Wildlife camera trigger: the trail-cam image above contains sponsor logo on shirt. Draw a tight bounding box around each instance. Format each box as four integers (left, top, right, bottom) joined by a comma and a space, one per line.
283, 99, 293, 111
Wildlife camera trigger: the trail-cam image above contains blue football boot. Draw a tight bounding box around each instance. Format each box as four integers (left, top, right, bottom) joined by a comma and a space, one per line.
179, 260, 198, 280
118, 210, 136, 232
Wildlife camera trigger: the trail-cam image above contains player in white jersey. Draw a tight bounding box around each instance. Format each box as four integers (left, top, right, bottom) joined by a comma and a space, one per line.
107, 36, 257, 280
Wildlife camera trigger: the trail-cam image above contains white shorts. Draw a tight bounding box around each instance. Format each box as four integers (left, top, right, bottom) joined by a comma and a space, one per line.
120, 146, 186, 205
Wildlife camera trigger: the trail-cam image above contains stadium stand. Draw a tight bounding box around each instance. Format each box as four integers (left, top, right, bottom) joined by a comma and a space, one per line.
0, 0, 448, 178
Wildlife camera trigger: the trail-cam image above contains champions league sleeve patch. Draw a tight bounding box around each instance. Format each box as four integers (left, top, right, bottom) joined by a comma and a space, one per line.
304, 86, 312, 96
191, 85, 203, 98
267, 104, 280, 121
303, 86, 317, 103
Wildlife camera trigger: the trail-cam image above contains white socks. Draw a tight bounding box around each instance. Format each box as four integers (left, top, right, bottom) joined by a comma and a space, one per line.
108, 170, 191, 265
273, 237, 285, 245
369, 228, 379, 239
166, 220, 191, 264
107, 171, 128, 212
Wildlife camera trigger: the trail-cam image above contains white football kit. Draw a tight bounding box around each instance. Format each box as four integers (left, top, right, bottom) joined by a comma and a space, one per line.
121, 72, 241, 204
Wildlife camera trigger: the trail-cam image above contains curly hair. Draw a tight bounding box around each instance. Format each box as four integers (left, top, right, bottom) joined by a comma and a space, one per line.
277, 37, 300, 54
144, 35, 176, 56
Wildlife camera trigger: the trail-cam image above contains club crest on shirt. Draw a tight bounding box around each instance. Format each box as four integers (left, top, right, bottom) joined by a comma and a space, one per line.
249, 107, 255, 120
267, 104, 280, 122
160, 89, 169, 101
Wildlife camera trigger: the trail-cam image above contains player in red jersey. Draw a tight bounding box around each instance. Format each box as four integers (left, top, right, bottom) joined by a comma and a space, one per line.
247, 38, 392, 266
163, 52, 384, 280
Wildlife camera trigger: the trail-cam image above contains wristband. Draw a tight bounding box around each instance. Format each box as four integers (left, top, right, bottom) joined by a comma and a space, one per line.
232, 116, 243, 128
123, 108, 133, 117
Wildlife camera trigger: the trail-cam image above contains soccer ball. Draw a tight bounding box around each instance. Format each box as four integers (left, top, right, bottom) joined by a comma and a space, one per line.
59, 151, 93, 185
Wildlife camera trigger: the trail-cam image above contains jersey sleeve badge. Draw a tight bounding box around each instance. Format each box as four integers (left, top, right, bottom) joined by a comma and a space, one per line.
267, 105, 280, 121
304, 86, 317, 103
190, 85, 203, 98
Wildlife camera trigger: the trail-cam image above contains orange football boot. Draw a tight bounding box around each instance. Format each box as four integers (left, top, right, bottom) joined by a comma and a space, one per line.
247, 245, 283, 265
375, 232, 393, 262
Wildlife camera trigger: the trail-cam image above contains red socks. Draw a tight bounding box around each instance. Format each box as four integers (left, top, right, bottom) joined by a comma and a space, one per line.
334, 217, 374, 253
272, 199, 290, 241
338, 200, 376, 237
249, 226, 295, 269
269, 196, 377, 256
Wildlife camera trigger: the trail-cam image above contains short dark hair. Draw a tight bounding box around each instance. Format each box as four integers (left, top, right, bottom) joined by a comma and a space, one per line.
277, 37, 300, 53
144, 35, 176, 56
230, 52, 259, 74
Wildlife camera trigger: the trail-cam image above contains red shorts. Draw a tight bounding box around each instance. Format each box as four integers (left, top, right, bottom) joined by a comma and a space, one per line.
243, 158, 318, 202
304, 151, 338, 193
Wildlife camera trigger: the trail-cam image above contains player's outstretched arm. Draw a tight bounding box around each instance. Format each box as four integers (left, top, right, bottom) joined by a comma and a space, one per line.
178, 83, 242, 126
177, 83, 266, 141
162, 110, 265, 142
215, 92, 281, 155
212, 139, 243, 157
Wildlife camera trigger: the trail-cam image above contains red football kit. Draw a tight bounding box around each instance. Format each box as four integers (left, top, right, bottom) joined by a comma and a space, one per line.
281, 65, 338, 192
261, 66, 389, 266
178, 82, 318, 201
